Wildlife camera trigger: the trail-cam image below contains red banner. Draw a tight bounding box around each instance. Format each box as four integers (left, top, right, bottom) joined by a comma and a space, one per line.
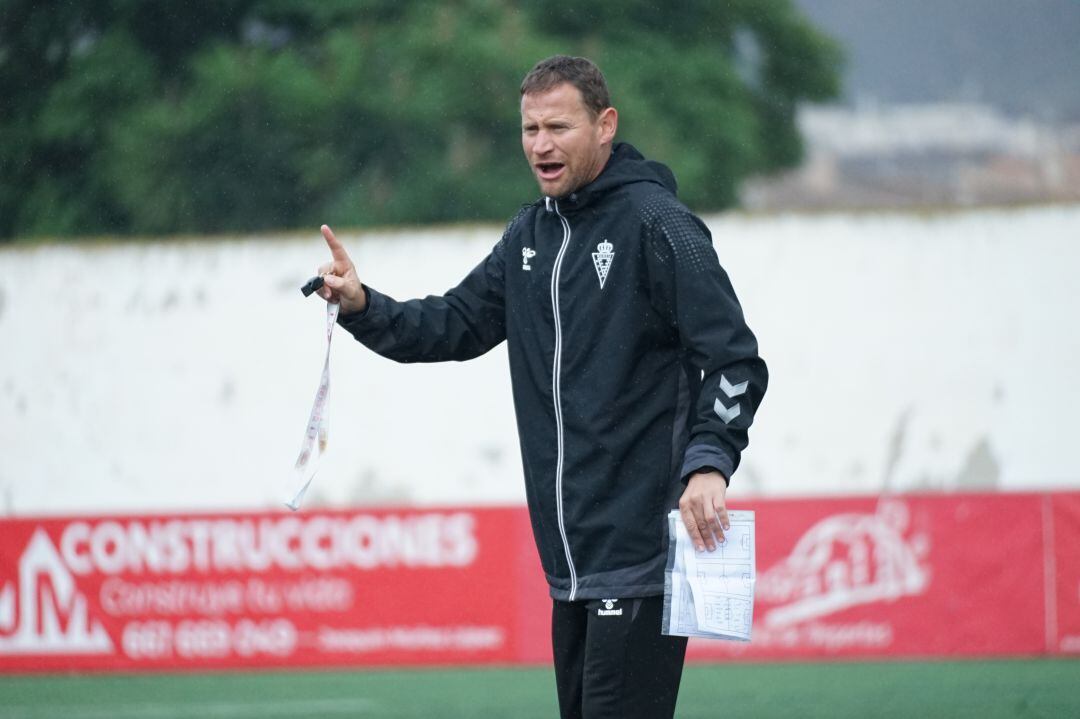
1051, 493, 1080, 654
690, 494, 1053, 660
1, 493, 1077, 672
0, 507, 549, 672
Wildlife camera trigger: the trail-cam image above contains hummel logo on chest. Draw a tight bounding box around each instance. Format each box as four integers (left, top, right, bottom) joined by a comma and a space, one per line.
522, 247, 537, 270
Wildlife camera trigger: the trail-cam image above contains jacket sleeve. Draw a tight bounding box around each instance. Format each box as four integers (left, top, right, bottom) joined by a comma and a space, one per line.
337, 233, 509, 363
643, 201, 768, 484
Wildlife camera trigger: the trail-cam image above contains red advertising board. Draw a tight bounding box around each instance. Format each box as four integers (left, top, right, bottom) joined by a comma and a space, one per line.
1051, 493, 1080, 654
1, 493, 1077, 672
690, 494, 1052, 660
0, 507, 549, 672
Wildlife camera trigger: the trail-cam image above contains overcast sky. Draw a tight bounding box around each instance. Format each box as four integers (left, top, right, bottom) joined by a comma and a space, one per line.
794, 0, 1080, 120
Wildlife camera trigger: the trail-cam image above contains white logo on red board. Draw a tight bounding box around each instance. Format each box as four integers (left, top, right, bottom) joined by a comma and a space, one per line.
757, 501, 930, 628
0, 529, 114, 655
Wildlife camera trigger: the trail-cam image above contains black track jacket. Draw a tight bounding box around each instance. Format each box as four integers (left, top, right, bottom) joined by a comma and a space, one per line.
340, 143, 767, 601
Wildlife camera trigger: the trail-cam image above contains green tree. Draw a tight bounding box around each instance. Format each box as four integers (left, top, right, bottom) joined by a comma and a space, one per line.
0, 0, 841, 240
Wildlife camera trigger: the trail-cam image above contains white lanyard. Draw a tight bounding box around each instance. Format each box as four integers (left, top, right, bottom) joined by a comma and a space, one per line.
285, 301, 339, 510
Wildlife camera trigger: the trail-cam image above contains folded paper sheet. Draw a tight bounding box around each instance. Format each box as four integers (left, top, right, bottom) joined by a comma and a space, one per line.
663, 509, 756, 641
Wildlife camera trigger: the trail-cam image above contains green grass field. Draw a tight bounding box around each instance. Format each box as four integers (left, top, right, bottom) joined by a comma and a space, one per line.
2, 659, 1077, 718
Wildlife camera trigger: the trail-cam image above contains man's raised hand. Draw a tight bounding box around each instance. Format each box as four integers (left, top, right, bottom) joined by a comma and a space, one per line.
316, 224, 367, 314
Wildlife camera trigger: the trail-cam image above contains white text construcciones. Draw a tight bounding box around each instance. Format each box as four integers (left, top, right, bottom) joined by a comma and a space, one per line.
56, 513, 478, 575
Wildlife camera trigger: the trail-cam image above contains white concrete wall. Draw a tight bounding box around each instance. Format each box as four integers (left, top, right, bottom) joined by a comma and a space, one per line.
2, 205, 1078, 516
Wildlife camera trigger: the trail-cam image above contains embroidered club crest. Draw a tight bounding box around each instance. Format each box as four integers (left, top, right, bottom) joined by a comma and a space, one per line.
592, 240, 614, 289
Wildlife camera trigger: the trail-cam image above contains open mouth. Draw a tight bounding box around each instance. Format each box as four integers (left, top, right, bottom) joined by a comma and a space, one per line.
536, 162, 565, 180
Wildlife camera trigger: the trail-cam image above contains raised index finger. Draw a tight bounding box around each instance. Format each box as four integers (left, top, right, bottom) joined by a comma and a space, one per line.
321, 224, 350, 264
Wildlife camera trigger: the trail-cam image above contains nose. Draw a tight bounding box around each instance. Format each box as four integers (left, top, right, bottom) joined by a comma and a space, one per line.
532, 129, 554, 155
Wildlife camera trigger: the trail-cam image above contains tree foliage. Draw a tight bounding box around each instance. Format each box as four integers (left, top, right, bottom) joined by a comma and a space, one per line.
0, 0, 842, 240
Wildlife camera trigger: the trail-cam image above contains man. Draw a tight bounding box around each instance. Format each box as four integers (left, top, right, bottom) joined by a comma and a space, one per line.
314, 55, 767, 719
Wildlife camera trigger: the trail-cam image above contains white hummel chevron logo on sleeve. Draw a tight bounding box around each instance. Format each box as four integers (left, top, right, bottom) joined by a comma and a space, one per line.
719, 375, 748, 398
714, 398, 741, 424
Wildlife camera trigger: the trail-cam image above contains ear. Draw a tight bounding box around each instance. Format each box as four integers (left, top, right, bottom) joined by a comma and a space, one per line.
596, 106, 618, 145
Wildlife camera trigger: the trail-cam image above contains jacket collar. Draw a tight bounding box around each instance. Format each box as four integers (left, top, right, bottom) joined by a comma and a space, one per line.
542, 142, 678, 214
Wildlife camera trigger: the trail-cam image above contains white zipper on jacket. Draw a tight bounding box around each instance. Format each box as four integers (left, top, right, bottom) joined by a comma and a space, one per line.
547, 197, 578, 601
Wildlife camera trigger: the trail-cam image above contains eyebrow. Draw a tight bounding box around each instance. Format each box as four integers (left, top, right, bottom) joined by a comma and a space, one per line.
521, 117, 573, 129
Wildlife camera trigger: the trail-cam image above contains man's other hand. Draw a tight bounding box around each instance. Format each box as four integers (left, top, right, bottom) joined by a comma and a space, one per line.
678, 471, 729, 552
316, 224, 367, 314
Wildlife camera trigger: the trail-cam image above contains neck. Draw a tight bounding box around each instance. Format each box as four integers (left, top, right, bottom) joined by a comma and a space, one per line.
579, 145, 614, 191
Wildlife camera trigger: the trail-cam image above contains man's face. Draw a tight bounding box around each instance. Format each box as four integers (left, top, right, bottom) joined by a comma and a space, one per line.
521, 83, 617, 198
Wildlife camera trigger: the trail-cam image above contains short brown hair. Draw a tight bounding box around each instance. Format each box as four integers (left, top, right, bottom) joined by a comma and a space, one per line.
520, 55, 611, 118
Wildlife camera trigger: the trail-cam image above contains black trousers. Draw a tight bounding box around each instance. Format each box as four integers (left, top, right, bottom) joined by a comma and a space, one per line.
552, 595, 688, 719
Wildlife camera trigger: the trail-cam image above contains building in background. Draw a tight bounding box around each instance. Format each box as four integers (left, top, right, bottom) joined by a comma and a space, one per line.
743, 103, 1080, 209
746, 0, 1080, 209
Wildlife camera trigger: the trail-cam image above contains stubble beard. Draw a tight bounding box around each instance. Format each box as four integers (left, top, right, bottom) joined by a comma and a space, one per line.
535, 161, 594, 199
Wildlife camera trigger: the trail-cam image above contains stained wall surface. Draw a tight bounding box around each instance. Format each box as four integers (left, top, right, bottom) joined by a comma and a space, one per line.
2, 205, 1077, 515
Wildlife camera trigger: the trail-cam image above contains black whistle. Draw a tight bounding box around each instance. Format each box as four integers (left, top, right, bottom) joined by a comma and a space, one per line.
300, 275, 325, 297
